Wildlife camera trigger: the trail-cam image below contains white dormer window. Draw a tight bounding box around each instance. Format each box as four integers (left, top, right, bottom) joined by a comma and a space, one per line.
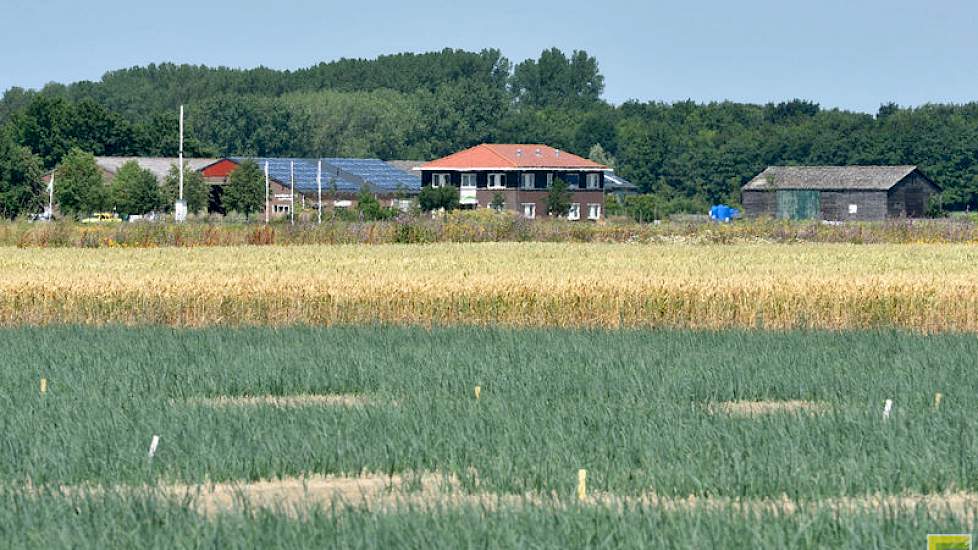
460, 173, 477, 189
586, 173, 600, 189
432, 173, 450, 188
488, 173, 506, 189
521, 173, 535, 190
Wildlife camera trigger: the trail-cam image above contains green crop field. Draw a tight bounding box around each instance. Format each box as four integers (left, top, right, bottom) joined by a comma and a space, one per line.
4, 325, 978, 548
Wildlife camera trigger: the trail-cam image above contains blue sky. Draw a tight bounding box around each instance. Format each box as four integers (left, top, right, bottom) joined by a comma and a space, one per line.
3, 0, 977, 113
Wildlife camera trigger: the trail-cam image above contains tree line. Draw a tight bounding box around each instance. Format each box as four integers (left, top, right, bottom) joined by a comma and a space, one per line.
2, 47, 978, 219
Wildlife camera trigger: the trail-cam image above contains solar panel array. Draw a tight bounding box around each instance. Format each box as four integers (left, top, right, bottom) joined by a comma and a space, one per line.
323, 158, 420, 193
232, 158, 362, 193
229, 158, 420, 194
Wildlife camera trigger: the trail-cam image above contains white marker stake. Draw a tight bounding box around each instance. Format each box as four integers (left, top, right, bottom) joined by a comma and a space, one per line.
882, 399, 893, 420
934, 392, 943, 409
148, 435, 160, 458
577, 469, 587, 502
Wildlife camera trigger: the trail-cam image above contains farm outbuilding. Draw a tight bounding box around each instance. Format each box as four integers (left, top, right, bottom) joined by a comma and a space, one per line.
95, 157, 219, 182
741, 166, 940, 221
200, 158, 421, 215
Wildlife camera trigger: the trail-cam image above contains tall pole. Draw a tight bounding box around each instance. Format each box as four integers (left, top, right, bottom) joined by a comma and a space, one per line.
317, 160, 322, 225
48, 172, 55, 219
264, 161, 270, 224
178, 105, 184, 201
289, 160, 295, 226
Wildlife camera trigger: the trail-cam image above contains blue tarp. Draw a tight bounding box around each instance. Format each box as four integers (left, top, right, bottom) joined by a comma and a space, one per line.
709, 204, 739, 222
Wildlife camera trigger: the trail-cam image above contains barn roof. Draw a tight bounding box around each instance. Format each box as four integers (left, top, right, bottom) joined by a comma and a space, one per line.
419, 144, 606, 171
386, 160, 425, 174
95, 157, 219, 180
742, 166, 934, 191
603, 171, 638, 192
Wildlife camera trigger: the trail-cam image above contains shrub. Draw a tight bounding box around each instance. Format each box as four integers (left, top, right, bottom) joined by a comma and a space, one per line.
419, 185, 459, 212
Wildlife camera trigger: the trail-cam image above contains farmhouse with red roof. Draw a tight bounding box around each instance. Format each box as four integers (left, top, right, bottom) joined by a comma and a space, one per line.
418, 144, 607, 220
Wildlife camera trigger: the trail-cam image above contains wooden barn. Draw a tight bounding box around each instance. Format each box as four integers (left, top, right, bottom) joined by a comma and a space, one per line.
741, 166, 940, 221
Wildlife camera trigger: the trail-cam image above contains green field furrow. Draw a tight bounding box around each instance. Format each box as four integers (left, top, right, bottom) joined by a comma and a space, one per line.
3, 326, 976, 495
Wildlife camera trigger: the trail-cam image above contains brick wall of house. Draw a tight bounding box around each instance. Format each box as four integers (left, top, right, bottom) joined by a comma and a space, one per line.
474, 189, 605, 220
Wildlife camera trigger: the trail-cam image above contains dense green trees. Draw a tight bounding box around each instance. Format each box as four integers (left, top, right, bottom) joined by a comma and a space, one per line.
281, 89, 422, 159
190, 95, 296, 157
8, 96, 138, 167
355, 187, 396, 221
418, 185, 459, 212
223, 160, 264, 217
0, 129, 44, 218
55, 148, 106, 217
8, 48, 978, 214
110, 161, 161, 216
511, 49, 604, 108
161, 163, 209, 214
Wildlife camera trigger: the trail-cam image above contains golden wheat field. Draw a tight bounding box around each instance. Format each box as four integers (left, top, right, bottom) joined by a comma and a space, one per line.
2, 242, 977, 330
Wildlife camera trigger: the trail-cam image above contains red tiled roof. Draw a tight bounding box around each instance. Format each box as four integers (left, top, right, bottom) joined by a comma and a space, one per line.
420, 144, 606, 170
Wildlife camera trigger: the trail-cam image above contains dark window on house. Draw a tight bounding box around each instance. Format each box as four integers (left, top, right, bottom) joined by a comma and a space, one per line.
432, 174, 450, 188
488, 173, 506, 189
564, 174, 580, 189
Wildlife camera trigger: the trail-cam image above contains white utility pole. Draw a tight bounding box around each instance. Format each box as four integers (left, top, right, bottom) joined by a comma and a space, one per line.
174, 105, 187, 222
289, 160, 295, 225
317, 160, 322, 224
264, 161, 270, 224
178, 105, 184, 200
47, 172, 55, 220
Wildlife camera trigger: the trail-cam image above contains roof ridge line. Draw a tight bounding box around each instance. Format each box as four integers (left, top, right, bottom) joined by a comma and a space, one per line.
482, 144, 518, 168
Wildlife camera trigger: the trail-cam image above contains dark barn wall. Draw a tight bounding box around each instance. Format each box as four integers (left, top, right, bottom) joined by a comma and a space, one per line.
746, 187, 923, 220
820, 191, 887, 221
888, 172, 939, 218
742, 190, 775, 217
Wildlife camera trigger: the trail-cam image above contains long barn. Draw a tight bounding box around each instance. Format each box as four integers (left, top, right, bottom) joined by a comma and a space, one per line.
741, 166, 940, 220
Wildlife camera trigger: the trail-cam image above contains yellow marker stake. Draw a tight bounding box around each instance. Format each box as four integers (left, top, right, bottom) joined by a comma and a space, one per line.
474, 386, 481, 400
40, 378, 47, 394
577, 469, 587, 502
934, 392, 943, 409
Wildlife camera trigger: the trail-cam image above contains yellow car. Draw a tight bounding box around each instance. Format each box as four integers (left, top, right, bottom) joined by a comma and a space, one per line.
81, 212, 122, 224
